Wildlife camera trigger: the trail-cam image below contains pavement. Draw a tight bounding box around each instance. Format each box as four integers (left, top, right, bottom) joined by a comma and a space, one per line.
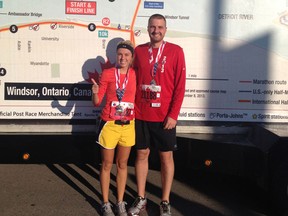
0, 163, 274, 216
0, 133, 276, 216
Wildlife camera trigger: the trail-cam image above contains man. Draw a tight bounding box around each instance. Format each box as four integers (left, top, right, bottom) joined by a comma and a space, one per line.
128, 14, 186, 216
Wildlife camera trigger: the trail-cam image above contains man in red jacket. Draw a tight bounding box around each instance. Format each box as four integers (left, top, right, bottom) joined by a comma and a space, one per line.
128, 14, 186, 216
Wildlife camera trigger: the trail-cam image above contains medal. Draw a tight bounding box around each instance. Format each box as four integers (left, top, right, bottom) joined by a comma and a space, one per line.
150, 79, 156, 85
116, 104, 124, 113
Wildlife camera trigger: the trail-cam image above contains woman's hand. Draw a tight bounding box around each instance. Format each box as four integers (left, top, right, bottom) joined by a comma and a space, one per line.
91, 78, 99, 94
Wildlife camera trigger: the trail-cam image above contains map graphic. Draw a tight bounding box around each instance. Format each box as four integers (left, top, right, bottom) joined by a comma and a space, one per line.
1, 0, 288, 124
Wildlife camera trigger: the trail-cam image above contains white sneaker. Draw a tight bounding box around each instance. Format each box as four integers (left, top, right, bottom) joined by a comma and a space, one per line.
128, 196, 147, 216
115, 201, 128, 216
101, 202, 115, 216
160, 201, 172, 216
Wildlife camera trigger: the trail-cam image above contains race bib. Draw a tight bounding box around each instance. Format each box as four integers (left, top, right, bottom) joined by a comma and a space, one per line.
141, 84, 161, 107
110, 101, 134, 120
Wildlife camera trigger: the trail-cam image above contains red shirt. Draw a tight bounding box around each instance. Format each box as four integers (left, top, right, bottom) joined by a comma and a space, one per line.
96, 67, 136, 121
134, 42, 186, 122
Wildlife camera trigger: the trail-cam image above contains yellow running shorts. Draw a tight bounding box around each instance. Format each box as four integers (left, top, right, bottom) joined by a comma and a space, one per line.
97, 120, 135, 149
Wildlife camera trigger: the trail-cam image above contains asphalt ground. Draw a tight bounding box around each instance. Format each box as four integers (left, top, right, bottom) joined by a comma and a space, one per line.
0, 163, 276, 216
0, 133, 278, 216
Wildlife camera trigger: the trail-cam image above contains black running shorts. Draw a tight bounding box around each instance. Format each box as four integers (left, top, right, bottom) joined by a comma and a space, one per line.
135, 119, 178, 152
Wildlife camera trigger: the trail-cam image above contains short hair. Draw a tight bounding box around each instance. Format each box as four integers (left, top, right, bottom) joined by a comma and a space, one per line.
148, 14, 166, 26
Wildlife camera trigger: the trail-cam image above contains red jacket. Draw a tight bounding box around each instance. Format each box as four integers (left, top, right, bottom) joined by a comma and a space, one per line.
134, 42, 186, 122
96, 67, 136, 121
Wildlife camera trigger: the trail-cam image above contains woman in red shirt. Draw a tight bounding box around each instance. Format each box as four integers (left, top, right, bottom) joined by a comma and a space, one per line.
92, 40, 136, 216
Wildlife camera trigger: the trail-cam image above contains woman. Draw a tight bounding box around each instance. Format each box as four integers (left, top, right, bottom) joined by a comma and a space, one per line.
92, 40, 136, 216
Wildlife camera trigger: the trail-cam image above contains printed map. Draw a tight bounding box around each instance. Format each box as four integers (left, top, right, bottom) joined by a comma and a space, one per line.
1, 0, 288, 122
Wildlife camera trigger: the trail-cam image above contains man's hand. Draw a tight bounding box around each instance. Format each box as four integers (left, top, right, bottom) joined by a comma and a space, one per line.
163, 116, 177, 130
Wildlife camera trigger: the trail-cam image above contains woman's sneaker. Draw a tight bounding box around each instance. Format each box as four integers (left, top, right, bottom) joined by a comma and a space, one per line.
101, 202, 115, 216
160, 201, 171, 216
128, 196, 147, 216
115, 201, 128, 216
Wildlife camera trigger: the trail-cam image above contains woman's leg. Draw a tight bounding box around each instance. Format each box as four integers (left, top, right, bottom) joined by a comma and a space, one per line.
115, 146, 131, 202
100, 147, 115, 203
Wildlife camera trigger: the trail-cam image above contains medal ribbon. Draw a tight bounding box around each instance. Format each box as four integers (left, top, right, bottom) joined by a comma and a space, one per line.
148, 41, 166, 79
115, 68, 129, 102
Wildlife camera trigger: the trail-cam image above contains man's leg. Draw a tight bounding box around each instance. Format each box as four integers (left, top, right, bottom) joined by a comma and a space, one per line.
135, 148, 150, 197
159, 151, 174, 202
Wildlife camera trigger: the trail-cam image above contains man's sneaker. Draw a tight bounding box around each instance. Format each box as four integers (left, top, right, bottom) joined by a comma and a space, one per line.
115, 201, 128, 216
160, 201, 172, 216
101, 202, 115, 216
128, 196, 147, 216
